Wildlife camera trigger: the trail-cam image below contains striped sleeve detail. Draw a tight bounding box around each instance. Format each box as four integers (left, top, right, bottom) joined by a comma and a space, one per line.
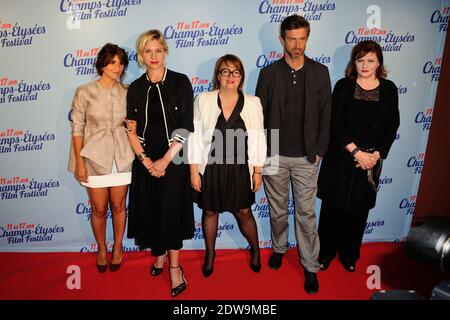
173, 133, 188, 144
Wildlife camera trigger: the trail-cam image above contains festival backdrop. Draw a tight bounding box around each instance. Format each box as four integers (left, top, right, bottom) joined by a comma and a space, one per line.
0, 0, 448, 252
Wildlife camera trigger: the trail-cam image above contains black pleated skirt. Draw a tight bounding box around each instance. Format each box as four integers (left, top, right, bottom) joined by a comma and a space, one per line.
194, 163, 254, 213
127, 159, 195, 256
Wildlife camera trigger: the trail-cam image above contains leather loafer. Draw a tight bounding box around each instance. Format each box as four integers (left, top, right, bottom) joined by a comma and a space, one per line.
268, 252, 283, 270
304, 270, 319, 294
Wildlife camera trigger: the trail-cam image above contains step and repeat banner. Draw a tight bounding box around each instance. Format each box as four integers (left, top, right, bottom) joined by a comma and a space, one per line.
0, 0, 448, 252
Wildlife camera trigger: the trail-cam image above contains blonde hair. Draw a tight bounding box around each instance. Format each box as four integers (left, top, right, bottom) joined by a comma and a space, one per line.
136, 29, 168, 67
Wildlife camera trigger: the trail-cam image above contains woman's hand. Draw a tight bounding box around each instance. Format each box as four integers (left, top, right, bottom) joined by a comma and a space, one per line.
75, 162, 88, 183
354, 151, 379, 170
141, 157, 153, 171
190, 172, 202, 192
372, 151, 381, 161
126, 120, 137, 134
252, 173, 263, 192
149, 157, 169, 178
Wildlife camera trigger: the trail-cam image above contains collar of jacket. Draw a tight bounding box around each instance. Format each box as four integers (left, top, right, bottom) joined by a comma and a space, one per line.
144, 67, 168, 85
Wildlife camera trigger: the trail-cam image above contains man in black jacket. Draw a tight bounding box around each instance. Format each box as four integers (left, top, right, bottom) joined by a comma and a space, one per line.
255, 14, 331, 294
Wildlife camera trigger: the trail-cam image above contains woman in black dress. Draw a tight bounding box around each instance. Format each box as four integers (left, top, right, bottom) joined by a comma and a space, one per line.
317, 41, 400, 272
189, 54, 267, 277
126, 30, 194, 297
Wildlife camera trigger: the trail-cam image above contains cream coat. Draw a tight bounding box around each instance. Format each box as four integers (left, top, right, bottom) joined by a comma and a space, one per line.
188, 90, 267, 186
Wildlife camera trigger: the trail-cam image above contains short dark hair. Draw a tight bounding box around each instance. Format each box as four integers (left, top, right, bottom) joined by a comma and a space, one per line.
95, 43, 129, 80
280, 14, 310, 39
345, 40, 387, 79
213, 54, 245, 90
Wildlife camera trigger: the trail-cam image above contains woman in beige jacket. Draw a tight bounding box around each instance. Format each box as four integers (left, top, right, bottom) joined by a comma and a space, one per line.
68, 43, 134, 273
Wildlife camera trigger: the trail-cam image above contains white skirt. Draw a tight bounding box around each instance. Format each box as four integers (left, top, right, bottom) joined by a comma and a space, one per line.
81, 161, 131, 188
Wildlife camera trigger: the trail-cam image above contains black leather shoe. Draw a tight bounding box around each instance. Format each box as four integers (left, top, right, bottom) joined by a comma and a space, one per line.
109, 261, 122, 272
202, 264, 213, 277
318, 256, 334, 271
249, 247, 261, 273
304, 270, 319, 294
151, 265, 164, 276
268, 252, 283, 270
97, 263, 107, 273
96, 249, 107, 273
342, 261, 356, 272
151, 254, 167, 276
202, 251, 215, 278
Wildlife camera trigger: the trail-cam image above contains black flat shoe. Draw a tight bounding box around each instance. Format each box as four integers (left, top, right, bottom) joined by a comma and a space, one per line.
318, 257, 334, 271
342, 262, 356, 272
170, 266, 187, 298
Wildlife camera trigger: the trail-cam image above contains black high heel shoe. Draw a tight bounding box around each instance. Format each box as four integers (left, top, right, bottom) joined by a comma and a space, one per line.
170, 266, 187, 298
109, 260, 122, 272
249, 247, 261, 273
97, 263, 108, 273
202, 251, 215, 277
97, 248, 108, 273
109, 245, 123, 272
151, 254, 167, 276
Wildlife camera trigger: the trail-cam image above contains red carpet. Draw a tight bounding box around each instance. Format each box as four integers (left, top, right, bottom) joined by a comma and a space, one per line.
1, 243, 448, 300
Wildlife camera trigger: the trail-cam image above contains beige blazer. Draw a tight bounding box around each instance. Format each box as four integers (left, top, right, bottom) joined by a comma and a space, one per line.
68, 80, 134, 176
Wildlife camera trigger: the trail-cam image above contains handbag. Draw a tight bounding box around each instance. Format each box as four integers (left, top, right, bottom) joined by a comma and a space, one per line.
364, 148, 383, 192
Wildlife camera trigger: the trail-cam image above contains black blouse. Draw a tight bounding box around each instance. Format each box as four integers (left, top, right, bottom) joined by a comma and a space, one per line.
330, 77, 399, 159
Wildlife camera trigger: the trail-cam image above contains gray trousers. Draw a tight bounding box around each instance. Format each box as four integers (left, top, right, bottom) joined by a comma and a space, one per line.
263, 155, 321, 272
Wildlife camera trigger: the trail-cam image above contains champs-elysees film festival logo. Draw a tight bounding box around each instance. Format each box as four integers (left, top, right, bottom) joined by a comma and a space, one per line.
430, 6, 449, 32
63, 48, 138, 76
0, 76, 51, 104
61, 0, 142, 27
0, 20, 46, 48
163, 19, 244, 48
0, 128, 55, 154
0, 175, 60, 201
258, 0, 336, 23
0, 222, 64, 245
